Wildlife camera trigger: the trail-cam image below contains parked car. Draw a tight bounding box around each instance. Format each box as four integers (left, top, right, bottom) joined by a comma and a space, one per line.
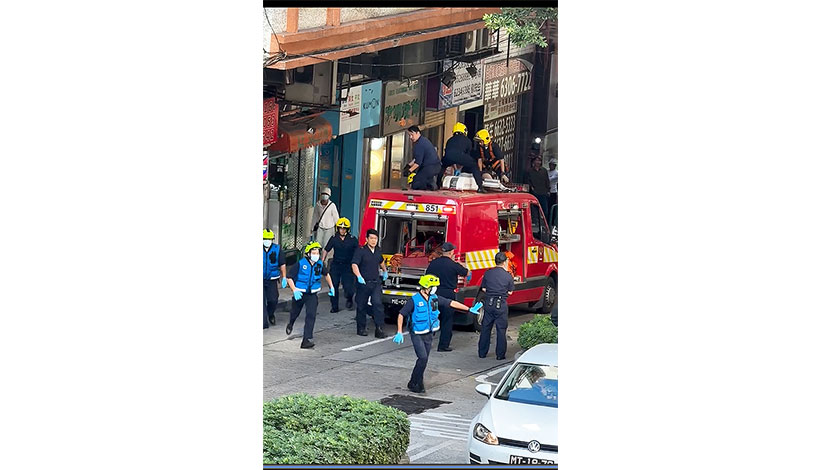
468, 343, 558, 464
360, 188, 558, 330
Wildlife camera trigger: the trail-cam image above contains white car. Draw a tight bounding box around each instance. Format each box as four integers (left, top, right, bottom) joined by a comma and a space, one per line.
468, 343, 558, 465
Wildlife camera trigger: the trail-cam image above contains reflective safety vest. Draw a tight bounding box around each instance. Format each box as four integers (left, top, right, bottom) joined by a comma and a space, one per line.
410, 293, 440, 335
294, 258, 324, 293
263, 244, 282, 280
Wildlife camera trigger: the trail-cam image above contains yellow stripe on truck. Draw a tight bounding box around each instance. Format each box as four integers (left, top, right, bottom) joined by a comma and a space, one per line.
368, 199, 456, 214
383, 290, 415, 297
465, 249, 499, 271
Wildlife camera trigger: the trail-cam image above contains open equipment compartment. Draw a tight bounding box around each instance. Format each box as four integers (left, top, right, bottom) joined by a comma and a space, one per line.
376, 210, 449, 290
497, 208, 525, 282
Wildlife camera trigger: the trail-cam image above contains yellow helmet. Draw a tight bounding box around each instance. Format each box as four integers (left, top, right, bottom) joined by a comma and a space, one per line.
304, 241, 322, 255
263, 229, 275, 240
453, 122, 467, 135
336, 217, 351, 229
419, 274, 441, 289
474, 129, 491, 145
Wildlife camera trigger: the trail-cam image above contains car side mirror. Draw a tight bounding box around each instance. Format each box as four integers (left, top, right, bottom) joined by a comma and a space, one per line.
475, 383, 492, 398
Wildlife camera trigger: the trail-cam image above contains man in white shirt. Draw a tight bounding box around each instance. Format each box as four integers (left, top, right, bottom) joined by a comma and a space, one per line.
312, 187, 340, 261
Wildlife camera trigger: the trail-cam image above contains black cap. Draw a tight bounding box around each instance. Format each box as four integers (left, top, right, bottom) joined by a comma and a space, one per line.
495, 252, 508, 265
441, 242, 457, 252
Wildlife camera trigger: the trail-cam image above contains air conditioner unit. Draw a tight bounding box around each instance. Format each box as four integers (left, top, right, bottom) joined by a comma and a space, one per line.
464, 30, 477, 53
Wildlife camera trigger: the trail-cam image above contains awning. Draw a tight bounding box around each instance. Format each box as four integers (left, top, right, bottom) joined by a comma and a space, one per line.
268, 116, 334, 154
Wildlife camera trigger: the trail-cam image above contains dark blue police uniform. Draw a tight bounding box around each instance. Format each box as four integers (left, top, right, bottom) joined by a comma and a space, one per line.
325, 233, 359, 310
286, 258, 326, 344
425, 255, 468, 351
478, 265, 515, 359
352, 244, 385, 334
411, 135, 441, 190
263, 243, 282, 329
439, 134, 483, 189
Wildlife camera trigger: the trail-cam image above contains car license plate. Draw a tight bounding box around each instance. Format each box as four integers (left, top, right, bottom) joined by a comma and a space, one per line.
509, 456, 554, 465
389, 298, 407, 305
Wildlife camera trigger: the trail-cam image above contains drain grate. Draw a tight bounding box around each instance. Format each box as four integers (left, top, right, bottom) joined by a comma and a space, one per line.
379, 394, 451, 415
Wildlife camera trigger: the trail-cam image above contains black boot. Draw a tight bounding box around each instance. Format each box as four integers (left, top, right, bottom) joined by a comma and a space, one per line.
285, 323, 293, 335
374, 327, 386, 339
300, 339, 315, 349
269, 316, 276, 326
346, 299, 354, 309
357, 329, 368, 337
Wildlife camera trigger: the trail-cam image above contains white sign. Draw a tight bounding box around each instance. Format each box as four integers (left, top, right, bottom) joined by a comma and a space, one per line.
339, 85, 362, 135
438, 60, 483, 109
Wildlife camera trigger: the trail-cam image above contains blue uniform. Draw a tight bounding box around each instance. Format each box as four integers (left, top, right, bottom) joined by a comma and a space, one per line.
439, 134, 483, 189
325, 234, 358, 310
411, 136, 441, 190
426, 256, 468, 350
478, 266, 515, 359
352, 245, 385, 333
400, 293, 452, 390
263, 244, 283, 329
286, 258, 327, 343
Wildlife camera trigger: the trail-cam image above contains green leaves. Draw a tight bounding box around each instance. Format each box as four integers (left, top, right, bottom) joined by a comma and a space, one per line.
517, 314, 558, 350
483, 7, 557, 48
263, 394, 410, 464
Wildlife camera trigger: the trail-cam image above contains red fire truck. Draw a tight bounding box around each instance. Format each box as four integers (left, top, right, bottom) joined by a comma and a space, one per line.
359, 188, 558, 330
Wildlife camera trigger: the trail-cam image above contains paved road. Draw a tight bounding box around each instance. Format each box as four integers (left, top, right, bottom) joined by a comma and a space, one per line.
263, 296, 534, 464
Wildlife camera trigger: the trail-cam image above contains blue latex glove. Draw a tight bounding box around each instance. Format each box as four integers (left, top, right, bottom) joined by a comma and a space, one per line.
293, 290, 302, 301
469, 302, 483, 314
281, 277, 287, 289
465, 272, 472, 283
357, 275, 366, 285
393, 332, 404, 344
382, 270, 388, 281
329, 287, 335, 297
454, 169, 461, 176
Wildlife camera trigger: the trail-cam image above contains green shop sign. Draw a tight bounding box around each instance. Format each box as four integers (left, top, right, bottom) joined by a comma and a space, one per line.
381, 80, 422, 135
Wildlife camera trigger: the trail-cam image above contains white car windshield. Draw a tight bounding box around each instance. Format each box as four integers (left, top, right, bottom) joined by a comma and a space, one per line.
494, 362, 558, 408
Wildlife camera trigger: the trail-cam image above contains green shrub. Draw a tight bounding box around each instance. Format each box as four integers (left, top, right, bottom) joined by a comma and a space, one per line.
263, 394, 410, 464
517, 314, 558, 350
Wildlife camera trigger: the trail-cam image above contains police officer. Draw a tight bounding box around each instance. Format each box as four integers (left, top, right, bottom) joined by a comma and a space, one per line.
351, 229, 388, 338
406, 125, 441, 190
393, 274, 482, 393
324, 217, 358, 313
439, 122, 485, 192
478, 252, 515, 360
285, 241, 335, 349
263, 229, 287, 329
425, 242, 471, 352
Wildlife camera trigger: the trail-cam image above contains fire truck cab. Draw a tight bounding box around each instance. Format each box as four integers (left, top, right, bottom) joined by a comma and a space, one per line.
360, 188, 558, 330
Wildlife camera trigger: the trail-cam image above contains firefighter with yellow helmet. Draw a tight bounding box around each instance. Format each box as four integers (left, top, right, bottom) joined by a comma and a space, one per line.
439, 122, 485, 192
323, 217, 359, 313
474, 129, 508, 182
394, 274, 483, 393
263, 229, 287, 329
285, 241, 335, 349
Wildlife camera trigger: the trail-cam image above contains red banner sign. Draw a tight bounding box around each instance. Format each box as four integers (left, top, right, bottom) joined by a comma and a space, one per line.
263, 98, 278, 147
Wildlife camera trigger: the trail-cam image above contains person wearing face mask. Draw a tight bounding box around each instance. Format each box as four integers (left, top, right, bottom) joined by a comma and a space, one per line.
312, 187, 339, 259
285, 241, 335, 349
263, 229, 287, 329
477, 252, 515, 360
393, 274, 483, 393
323, 217, 358, 313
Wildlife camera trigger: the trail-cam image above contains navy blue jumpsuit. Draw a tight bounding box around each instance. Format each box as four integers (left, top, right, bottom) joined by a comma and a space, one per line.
478, 266, 515, 359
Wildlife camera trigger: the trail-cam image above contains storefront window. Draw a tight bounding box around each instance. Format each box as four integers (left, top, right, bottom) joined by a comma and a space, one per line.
388, 133, 405, 188
369, 137, 386, 192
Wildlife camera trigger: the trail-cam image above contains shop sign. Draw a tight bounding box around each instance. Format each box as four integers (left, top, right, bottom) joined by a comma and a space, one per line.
439, 60, 483, 109
483, 59, 532, 102
339, 85, 362, 135
484, 96, 517, 121
360, 81, 382, 130
382, 80, 422, 135
485, 113, 517, 156
263, 98, 278, 147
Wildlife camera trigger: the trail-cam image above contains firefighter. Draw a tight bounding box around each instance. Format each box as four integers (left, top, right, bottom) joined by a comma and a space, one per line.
263, 229, 287, 329
478, 252, 515, 360
323, 217, 358, 313
406, 125, 441, 190
438, 122, 485, 192
473, 129, 508, 182
393, 274, 483, 393
285, 241, 335, 349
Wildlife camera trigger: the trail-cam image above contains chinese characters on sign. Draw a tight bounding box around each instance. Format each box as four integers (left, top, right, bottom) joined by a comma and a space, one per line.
382, 80, 422, 135
485, 114, 517, 156
339, 85, 362, 135
438, 60, 484, 109
483, 59, 532, 101
263, 98, 278, 147
484, 96, 517, 121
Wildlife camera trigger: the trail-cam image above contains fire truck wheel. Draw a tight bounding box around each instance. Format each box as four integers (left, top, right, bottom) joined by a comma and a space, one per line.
540, 277, 557, 314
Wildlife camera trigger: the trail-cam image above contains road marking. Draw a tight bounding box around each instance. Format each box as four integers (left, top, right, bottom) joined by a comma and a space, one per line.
406, 442, 425, 453
340, 335, 398, 351
410, 411, 471, 442
408, 440, 457, 461
475, 364, 511, 384
415, 412, 474, 423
